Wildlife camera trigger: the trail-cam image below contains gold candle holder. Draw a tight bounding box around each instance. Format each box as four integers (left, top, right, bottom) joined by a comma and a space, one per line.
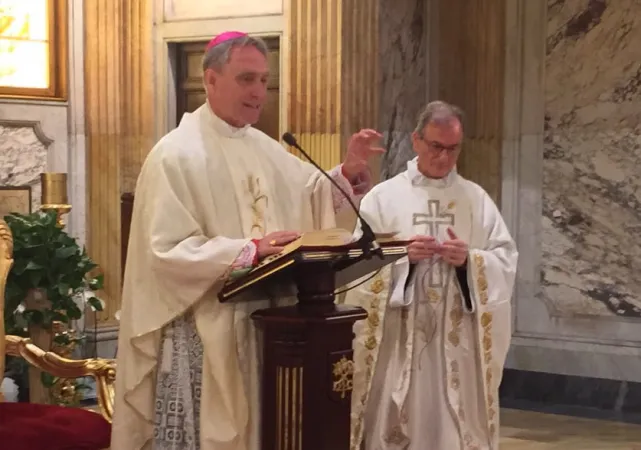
40, 172, 72, 227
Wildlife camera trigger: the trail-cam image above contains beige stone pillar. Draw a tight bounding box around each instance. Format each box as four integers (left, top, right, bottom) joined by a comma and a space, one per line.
287, 0, 380, 170
433, 0, 507, 203
287, 0, 381, 230
84, 0, 154, 324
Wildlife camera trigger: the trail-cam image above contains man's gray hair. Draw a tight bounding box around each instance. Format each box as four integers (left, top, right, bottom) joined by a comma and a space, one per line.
202, 35, 269, 72
414, 101, 465, 135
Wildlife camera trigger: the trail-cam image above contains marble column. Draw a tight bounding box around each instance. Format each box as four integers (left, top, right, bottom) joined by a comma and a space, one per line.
84, 0, 154, 326
378, 0, 428, 180
287, 0, 379, 171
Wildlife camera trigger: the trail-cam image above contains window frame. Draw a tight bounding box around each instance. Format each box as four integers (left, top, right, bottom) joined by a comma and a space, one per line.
0, 0, 68, 100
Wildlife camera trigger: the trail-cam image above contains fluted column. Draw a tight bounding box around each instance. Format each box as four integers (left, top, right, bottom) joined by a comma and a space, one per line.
85, 0, 154, 324
434, 0, 506, 203
287, 0, 379, 170
121, 1, 155, 194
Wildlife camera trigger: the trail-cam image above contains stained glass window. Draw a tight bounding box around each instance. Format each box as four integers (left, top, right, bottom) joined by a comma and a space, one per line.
0, 0, 65, 99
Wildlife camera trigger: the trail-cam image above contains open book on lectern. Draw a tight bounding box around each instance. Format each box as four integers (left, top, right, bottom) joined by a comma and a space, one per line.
218, 228, 409, 303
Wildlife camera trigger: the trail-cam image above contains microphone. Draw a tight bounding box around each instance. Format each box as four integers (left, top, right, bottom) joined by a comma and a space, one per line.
282, 132, 382, 259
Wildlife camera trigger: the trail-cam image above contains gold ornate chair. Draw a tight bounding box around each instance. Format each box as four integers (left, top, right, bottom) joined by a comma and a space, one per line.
0, 218, 115, 449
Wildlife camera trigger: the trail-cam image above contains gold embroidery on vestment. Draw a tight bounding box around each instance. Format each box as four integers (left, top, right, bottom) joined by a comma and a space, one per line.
450, 360, 460, 390
473, 253, 498, 439
448, 294, 464, 347
364, 336, 377, 351
473, 254, 489, 305
371, 278, 384, 294
427, 288, 440, 303
447, 293, 464, 438
351, 273, 385, 450
246, 175, 268, 236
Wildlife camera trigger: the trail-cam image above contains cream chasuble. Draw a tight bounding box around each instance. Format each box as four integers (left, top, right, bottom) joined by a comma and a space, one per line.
345, 159, 518, 450
111, 104, 343, 450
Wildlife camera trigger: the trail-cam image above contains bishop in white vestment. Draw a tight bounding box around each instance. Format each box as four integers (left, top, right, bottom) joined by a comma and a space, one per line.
111, 33, 382, 450
345, 102, 518, 450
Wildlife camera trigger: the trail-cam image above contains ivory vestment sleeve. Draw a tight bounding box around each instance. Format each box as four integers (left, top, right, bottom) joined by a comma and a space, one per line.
464, 189, 518, 448
464, 190, 518, 314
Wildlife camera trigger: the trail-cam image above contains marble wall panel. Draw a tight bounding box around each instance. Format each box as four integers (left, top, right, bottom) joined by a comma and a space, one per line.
0, 123, 49, 212
542, 0, 641, 319
505, 0, 641, 386
0, 103, 70, 226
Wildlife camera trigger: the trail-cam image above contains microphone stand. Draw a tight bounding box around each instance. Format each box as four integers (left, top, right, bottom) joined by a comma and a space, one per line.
282, 132, 383, 259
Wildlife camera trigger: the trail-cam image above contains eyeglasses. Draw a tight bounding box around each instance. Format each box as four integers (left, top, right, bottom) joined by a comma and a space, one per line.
418, 136, 461, 155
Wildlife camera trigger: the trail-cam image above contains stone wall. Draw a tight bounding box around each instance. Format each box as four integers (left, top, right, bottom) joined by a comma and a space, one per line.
542, 0, 641, 319
504, 0, 641, 391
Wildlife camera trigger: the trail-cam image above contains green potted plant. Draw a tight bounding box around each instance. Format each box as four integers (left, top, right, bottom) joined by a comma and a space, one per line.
2, 210, 104, 404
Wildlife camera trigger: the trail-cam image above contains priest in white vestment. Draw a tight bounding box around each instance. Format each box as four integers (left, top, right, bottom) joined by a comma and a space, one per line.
345, 101, 518, 450
111, 32, 383, 450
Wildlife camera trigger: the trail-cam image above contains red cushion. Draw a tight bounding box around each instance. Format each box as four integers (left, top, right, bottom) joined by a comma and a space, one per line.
0, 402, 111, 450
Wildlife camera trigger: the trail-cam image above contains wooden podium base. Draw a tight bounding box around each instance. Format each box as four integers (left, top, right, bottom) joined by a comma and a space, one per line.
223, 236, 408, 450
251, 263, 368, 450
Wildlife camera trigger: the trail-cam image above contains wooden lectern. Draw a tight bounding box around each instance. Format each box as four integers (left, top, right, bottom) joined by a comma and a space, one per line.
219, 229, 408, 450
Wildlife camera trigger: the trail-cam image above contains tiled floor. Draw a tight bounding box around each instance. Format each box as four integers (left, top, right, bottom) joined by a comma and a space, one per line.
500, 409, 641, 449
